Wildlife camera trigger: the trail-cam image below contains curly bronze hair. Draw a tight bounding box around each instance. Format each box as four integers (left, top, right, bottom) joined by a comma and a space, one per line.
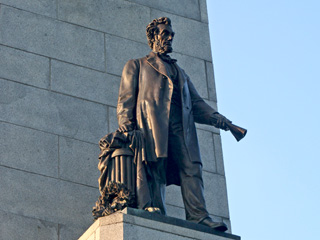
146, 17, 172, 49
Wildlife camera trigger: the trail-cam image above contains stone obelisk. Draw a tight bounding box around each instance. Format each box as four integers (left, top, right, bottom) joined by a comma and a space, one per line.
0, 1, 236, 239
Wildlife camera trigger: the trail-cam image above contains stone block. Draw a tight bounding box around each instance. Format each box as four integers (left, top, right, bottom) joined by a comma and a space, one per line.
0, 122, 59, 177
87, 233, 95, 240
171, 52, 208, 99
127, 0, 201, 21
108, 106, 118, 133
206, 61, 218, 102
51, 60, 120, 106
199, 0, 209, 23
0, 45, 50, 89
0, 209, 59, 240
79, 208, 240, 240
0, 6, 105, 71
203, 171, 230, 218
0, 166, 99, 228
197, 129, 216, 173
213, 134, 225, 175
123, 224, 189, 240
0, 0, 57, 17
166, 204, 185, 220
151, 9, 212, 61
0, 79, 108, 144
59, 224, 87, 240
59, 136, 100, 187
105, 34, 150, 76
196, 123, 219, 134
57, 0, 150, 43
166, 184, 184, 209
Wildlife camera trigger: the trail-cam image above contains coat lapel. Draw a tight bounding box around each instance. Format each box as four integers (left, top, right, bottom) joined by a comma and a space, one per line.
146, 52, 187, 92
146, 52, 170, 78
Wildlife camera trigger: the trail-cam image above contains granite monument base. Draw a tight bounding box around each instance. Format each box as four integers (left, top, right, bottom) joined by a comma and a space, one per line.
79, 208, 240, 240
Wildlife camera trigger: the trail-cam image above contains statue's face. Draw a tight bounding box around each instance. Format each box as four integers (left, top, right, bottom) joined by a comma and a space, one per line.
153, 24, 175, 54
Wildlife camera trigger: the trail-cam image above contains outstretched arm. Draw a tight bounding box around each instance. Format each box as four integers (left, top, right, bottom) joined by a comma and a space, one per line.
187, 77, 231, 130
117, 59, 140, 132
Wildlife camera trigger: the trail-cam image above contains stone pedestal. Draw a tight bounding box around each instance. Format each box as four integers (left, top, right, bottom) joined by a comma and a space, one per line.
79, 208, 240, 240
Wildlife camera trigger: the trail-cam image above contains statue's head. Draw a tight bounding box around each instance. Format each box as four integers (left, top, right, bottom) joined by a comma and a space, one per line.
146, 17, 175, 54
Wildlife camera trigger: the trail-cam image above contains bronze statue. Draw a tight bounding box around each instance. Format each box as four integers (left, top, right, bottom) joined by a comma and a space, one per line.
94, 17, 246, 232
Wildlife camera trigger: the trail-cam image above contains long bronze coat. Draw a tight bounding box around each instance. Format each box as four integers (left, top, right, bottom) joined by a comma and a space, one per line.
117, 52, 217, 183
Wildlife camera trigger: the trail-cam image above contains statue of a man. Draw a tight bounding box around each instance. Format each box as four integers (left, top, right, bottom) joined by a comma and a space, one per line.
117, 17, 231, 232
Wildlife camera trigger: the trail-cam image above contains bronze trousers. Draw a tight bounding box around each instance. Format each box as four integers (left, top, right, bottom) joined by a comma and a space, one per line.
147, 103, 210, 223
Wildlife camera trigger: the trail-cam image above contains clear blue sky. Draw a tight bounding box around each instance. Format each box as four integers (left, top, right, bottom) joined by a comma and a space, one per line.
207, 1, 320, 239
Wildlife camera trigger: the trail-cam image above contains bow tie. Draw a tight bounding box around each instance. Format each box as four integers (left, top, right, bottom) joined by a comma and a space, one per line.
158, 53, 177, 64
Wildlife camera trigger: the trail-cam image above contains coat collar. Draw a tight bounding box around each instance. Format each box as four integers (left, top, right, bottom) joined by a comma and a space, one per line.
146, 51, 186, 87
146, 51, 170, 78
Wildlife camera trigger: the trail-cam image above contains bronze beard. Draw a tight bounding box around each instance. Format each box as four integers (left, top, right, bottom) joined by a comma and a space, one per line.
154, 39, 173, 54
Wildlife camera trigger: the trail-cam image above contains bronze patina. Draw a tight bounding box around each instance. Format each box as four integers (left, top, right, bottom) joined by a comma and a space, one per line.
93, 17, 246, 232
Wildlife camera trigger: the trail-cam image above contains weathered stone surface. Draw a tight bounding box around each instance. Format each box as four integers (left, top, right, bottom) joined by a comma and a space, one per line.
0, 45, 50, 89
171, 52, 208, 99
203, 171, 230, 218
199, 0, 209, 23
0, 209, 59, 240
105, 34, 150, 76
123, 223, 192, 240
97, 221, 194, 240
0, 166, 99, 228
0, 0, 57, 17
197, 129, 216, 173
59, 224, 86, 240
51, 60, 120, 106
108, 106, 118, 133
59, 136, 99, 187
127, 0, 201, 21
79, 220, 100, 240
79, 209, 240, 240
0, 122, 59, 177
196, 123, 219, 134
121, 209, 236, 239
166, 204, 185, 220
166, 185, 184, 209
87, 233, 96, 240
213, 134, 225, 175
58, 0, 150, 43
150, 9, 212, 61
0, 6, 105, 71
206, 61, 218, 102
0, 79, 108, 144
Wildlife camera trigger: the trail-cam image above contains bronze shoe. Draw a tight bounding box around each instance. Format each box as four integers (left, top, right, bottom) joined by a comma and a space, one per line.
199, 218, 228, 232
